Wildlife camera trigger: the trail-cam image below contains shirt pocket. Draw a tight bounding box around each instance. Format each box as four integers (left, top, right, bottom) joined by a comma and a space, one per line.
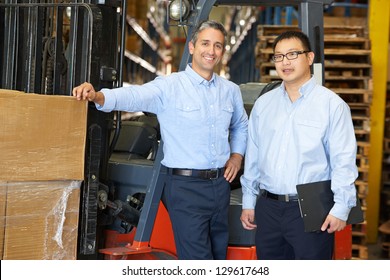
295, 118, 326, 147
217, 104, 234, 131
296, 119, 322, 128
175, 103, 202, 126
222, 104, 234, 115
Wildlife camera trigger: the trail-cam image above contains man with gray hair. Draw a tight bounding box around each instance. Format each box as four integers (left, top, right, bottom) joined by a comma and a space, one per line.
73, 20, 248, 259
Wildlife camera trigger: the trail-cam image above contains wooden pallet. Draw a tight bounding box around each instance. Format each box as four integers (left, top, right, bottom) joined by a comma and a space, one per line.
382, 170, 390, 183
358, 168, 369, 182
257, 25, 367, 38
355, 180, 369, 196
257, 34, 370, 50
351, 244, 368, 259
258, 62, 371, 79
259, 75, 281, 84
356, 155, 369, 170
324, 48, 371, 58
352, 108, 372, 139
358, 194, 367, 209
258, 62, 276, 75
357, 141, 370, 157
354, 130, 370, 142
352, 231, 367, 245
352, 221, 367, 233
380, 189, 390, 222
324, 62, 371, 78
325, 78, 372, 92
384, 138, 390, 152
323, 37, 370, 50
378, 220, 390, 259
331, 88, 372, 104
350, 104, 371, 117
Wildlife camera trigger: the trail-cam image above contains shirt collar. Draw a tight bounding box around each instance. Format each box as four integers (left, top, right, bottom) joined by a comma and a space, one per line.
280, 76, 317, 97
185, 63, 216, 86
300, 76, 317, 96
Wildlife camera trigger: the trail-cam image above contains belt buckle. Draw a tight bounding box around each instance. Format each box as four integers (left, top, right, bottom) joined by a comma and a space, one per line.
284, 194, 289, 202
209, 168, 219, 180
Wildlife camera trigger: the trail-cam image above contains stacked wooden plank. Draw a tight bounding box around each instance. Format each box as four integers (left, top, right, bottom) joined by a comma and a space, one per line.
256, 25, 371, 259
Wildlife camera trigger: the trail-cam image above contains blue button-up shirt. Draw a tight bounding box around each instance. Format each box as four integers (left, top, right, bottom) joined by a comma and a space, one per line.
240, 77, 358, 221
97, 64, 248, 170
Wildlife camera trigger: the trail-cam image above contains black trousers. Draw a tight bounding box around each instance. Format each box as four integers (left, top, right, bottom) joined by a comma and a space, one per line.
255, 195, 334, 260
163, 174, 230, 260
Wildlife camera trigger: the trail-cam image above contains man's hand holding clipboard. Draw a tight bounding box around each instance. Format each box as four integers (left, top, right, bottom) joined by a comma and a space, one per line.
296, 180, 364, 233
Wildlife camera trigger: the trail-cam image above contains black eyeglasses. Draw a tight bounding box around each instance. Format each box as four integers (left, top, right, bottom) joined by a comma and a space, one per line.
271, 50, 310, 62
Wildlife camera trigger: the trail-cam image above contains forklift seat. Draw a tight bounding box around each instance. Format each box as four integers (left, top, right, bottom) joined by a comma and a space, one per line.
112, 120, 158, 160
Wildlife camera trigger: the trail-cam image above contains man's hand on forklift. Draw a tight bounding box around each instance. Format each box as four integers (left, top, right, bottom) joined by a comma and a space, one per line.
72, 82, 105, 106
224, 153, 243, 183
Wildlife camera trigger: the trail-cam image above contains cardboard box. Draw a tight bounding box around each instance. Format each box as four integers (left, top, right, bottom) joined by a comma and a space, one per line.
1, 181, 81, 260
0, 89, 87, 181
0, 89, 88, 259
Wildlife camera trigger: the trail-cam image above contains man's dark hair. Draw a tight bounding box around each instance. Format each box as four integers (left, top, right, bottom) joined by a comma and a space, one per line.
272, 30, 312, 52
191, 20, 227, 48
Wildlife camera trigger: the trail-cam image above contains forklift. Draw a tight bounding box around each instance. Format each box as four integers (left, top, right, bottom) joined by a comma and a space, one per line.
0, 0, 353, 260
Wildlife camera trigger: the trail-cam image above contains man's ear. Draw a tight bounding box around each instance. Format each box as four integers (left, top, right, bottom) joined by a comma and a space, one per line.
189, 41, 194, 55
308, 51, 315, 66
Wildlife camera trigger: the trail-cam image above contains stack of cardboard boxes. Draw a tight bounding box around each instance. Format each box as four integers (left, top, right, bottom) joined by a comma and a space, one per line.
0, 90, 87, 259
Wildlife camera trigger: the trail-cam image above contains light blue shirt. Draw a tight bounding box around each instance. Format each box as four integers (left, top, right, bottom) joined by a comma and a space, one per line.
97, 64, 248, 169
240, 77, 358, 221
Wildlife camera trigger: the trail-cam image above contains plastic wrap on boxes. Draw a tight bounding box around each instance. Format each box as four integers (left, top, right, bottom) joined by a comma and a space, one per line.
0, 180, 81, 260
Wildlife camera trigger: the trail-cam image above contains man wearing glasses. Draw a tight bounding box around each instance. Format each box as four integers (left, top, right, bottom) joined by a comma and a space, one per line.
240, 31, 358, 259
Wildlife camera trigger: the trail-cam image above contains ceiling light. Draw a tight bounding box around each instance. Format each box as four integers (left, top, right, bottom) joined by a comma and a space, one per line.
65, 7, 72, 19
168, 0, 191, 21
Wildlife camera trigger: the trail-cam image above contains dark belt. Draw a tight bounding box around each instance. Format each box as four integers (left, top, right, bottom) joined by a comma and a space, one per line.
169, 168, 224, 180
261, 190, 298, 202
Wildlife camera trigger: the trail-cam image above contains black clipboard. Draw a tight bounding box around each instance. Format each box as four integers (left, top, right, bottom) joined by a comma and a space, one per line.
296, 180, 364, 232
